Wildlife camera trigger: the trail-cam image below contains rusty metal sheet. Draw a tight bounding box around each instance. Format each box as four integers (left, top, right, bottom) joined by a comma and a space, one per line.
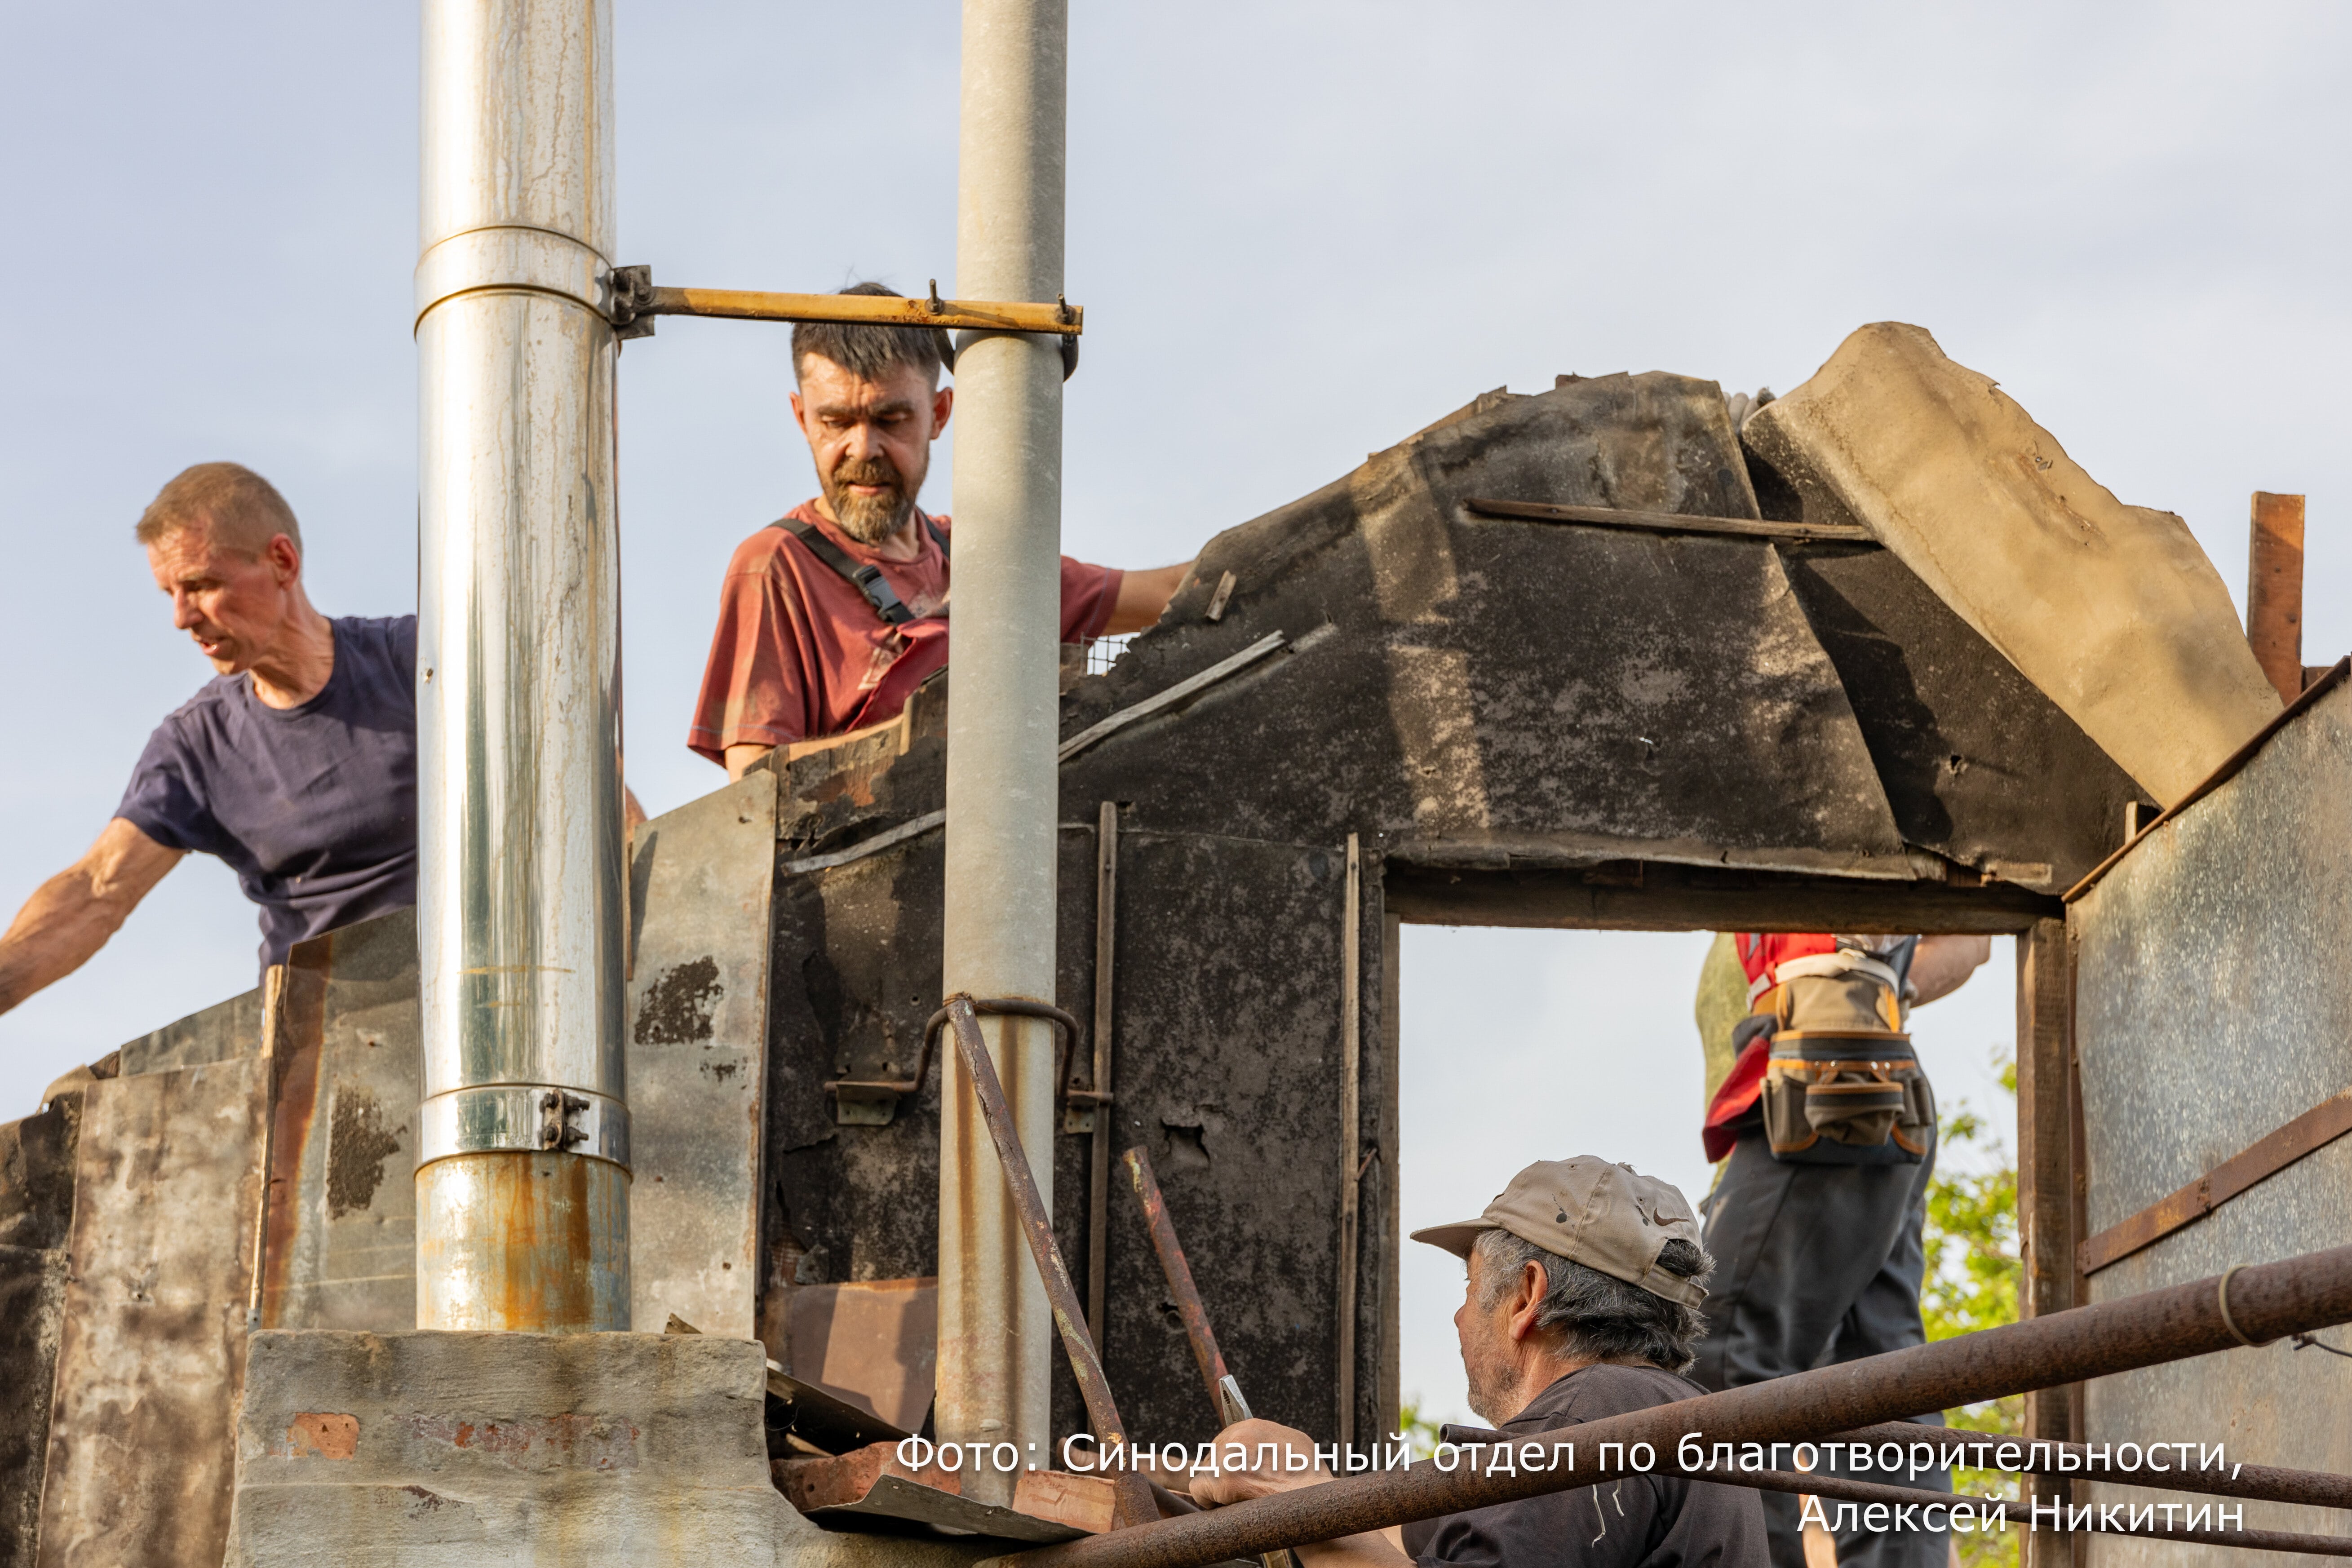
256, 909, 420, 1333
2073, 680, 2352, 1567
626, 770, 780, 1338
0, 1094, 82, 1564
36, 1055, 266, 1568
785, 1278, 939, 1432
117, 987, 263, 1076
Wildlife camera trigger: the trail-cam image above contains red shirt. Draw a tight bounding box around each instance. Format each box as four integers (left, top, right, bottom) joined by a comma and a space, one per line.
687, 502, 1125, 761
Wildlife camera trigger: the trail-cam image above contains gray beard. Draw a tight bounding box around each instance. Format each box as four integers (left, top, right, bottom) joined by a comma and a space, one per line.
829, 485, 917, 545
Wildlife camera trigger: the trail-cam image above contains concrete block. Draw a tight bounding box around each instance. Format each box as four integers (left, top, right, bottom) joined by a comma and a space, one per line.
1746, 321, 2281, 805
226, 1329, 985, 1568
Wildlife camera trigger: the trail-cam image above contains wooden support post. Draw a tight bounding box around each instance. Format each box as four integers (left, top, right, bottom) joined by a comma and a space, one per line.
1336, 834, 1362, 1445
2015, 917, 2077, 1568
2247, 492, 2307, 705
1088, 802, 1119, 1347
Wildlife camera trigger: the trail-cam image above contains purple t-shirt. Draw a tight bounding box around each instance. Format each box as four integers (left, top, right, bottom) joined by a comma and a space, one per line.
115, 615, 418, 968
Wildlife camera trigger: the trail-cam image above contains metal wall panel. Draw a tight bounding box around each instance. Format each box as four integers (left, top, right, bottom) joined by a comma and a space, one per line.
625, 770, 779, 1338
257, 912, 421, 1333
35, 1057, 267, 1568
2073, 682, 2352, 1566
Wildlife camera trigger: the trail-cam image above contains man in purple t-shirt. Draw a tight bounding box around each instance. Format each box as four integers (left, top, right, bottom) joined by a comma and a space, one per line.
0, 463, 421, 1010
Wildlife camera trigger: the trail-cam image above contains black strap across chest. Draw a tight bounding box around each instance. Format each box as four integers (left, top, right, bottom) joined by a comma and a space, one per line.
770, 514, 950, 627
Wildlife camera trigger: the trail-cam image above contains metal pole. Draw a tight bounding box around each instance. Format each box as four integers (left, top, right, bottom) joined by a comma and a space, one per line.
982, 1245, 2352, 1568
938, 0, 1067, 1505
412, 0, 629, 1332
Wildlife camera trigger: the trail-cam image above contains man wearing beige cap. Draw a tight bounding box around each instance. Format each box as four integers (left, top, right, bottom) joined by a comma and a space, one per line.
1196, 1157, 1765, 1567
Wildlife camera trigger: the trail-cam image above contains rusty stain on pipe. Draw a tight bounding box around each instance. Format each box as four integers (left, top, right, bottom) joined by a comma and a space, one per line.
1122, 1146, 1227, 1410
983, 1245, 2352, 1568
415, 1152, 629, 1332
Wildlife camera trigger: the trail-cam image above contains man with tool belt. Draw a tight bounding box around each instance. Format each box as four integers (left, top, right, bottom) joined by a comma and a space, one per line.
688, 281, 1194, 776
1196, 1156, 1767, 1567
1689, 932, 1989, 1568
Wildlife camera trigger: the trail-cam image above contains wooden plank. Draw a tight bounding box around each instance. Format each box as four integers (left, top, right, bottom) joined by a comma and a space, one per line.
1014, 1469, 1122, 1535
1383, 859, 2057, 934
2014, 918, 2077, 1568
1463, 496, 1873, 544
36, 1057, 267, 1568
2246, 492, 2307, 705
627, 770, 781, 1338
1335, 834, 1361, 1445
2077, 1089, 2352, 1276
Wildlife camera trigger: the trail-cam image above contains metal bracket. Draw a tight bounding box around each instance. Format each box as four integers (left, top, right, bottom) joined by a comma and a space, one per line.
539, 1089, 592, 1150
610, 264, 657, 340
824, 997, 1095, 1129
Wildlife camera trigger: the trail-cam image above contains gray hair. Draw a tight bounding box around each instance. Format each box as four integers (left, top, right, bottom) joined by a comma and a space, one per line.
791, 281, 948, 388
1473, 1228, 1714, 1373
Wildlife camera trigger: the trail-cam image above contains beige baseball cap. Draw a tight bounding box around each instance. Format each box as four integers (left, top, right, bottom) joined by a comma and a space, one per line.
1409, 1156, 1708, 1307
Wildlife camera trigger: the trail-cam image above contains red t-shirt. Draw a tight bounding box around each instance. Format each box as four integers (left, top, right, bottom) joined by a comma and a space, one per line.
687, 502, 1125, 761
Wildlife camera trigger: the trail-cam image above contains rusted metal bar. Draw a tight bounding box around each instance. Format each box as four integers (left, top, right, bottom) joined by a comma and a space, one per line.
1445, 1417, 2352, 1516
1464, 496, 1874, 545
1089, 803, 1120, 1346
2247, 491, 2308, 705
824, 997, 1084, 1121
1834, 1421, 2352, 1513
980, 1244, 2352, 1568
618, 278, 1082, 337
944, 996, 1155, 1529
1123, 1146, 1229, 1407
2080, 1089, 2352, 1275
1432, 1444, 2352, 1559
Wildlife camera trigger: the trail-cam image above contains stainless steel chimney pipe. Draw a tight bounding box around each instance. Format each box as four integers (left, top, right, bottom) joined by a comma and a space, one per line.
936, 0, 1068, 1503
412, 0, 629, 1332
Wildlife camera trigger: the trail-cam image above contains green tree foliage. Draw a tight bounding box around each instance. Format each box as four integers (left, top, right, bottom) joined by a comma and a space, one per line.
1924, 1056, 2021, 1568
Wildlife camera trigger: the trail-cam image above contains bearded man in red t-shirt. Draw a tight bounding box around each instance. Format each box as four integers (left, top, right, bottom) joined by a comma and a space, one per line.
688, 281, 1193, 778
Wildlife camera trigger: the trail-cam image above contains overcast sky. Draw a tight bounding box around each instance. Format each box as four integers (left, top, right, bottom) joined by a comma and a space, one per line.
3, 1, 2344, 1426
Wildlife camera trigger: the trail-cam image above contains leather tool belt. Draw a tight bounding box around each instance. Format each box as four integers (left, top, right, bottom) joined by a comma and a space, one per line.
1760, 1029, 1934, 1166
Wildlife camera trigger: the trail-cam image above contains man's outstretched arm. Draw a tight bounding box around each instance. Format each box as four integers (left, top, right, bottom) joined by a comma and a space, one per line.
1910, 933, 1992, 1006
0, 819, 183, 1016
1105, 560, 1196, 634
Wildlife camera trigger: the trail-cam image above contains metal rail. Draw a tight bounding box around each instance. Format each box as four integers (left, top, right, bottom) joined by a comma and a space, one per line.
1444, 1417, 2352, 1517
944, 996, 1155, 1529
608, 269, 1081, 339
1123, 1146, 1230, 1409
1837, 1421, 2352, 1513
980, 1244, 2352, 1568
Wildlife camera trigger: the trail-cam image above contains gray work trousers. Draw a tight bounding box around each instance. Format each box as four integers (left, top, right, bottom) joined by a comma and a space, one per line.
1689, 1129, 1950, 1568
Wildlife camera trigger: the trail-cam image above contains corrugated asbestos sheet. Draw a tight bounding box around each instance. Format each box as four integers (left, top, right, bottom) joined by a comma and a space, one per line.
626, 769, 778, 1338
35, 1056, 267, 1568
2073, 681, 2352, 1567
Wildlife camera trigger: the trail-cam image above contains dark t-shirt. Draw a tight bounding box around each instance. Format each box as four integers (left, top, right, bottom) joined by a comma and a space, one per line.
115, 615, 418, 968
1402, 1365, 1767, 1568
